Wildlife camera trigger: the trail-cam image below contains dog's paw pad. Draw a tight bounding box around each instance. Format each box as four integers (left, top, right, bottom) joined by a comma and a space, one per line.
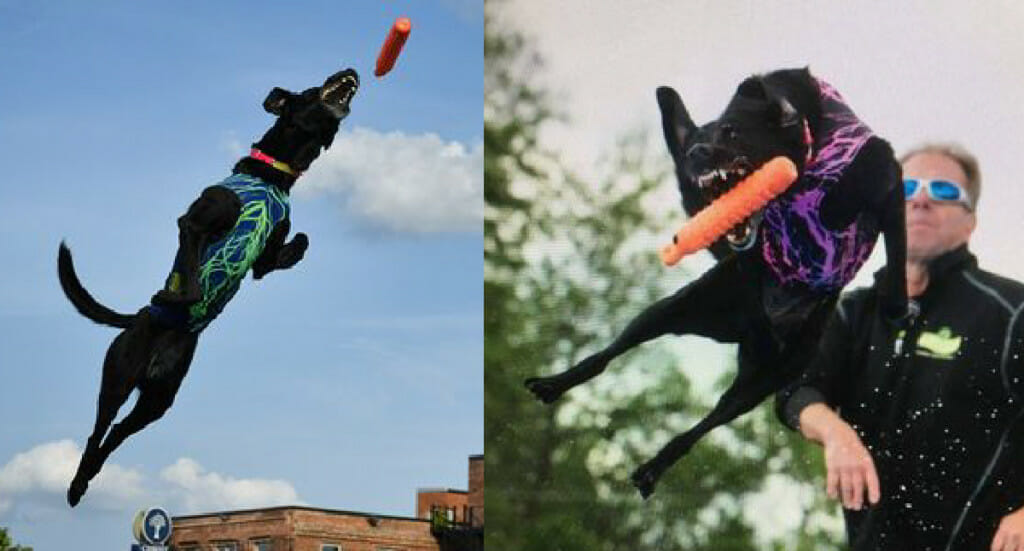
630, 467, 659, 499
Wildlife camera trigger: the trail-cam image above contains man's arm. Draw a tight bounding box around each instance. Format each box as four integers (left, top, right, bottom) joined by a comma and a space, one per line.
777, 297, 857, 429
799, 403, 880, 510
778, 294, 881, 510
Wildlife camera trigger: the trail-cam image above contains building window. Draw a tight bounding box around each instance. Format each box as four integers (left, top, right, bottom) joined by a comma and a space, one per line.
213, 542, 239, 551
252, 539, 273, 551
179, 545, 200, 551
321, 545, 341, 551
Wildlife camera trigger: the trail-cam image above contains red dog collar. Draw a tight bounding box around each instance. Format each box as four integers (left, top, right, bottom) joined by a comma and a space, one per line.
250, 148, 298, 177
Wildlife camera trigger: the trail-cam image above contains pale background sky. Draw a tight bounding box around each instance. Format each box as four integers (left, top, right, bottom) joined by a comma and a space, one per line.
502, 0, 1024, 543
0, 1, 482, 550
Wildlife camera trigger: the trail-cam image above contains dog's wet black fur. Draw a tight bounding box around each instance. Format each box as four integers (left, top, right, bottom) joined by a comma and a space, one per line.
59, 69, 358, 507
526, 68, 908, 498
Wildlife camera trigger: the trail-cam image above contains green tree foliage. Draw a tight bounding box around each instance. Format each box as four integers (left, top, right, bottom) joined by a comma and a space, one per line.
485, 3, 845, 550
0, 527, 33, 551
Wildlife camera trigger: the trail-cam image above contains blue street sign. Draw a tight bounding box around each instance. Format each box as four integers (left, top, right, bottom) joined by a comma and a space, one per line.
142, 508, 172, 545
133, 507, 173, 546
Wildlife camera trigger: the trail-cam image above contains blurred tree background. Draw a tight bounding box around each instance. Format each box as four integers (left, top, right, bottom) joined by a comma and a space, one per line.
484, 2, 845, 550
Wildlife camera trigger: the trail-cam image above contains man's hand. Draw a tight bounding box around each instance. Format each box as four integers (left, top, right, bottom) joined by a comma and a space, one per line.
799, 403, 880, 510
991, 507, 1024, 551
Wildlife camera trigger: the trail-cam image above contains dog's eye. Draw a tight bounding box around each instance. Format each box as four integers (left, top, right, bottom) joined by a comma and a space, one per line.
720, 124, 738, 142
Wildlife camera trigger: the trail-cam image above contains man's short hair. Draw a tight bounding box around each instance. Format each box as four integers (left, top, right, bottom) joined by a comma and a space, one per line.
899, 142, 982, 210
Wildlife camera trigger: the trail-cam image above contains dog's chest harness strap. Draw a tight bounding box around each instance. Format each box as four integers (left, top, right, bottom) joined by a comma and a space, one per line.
250, 148, 299, 177
760, 78, 877, 291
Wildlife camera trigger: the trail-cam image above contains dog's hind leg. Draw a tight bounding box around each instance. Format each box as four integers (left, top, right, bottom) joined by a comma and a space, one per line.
153, 186, 241, 305
630, 300, 834, 498
630, 333, 783, 499
68, 320, 154, 507
525, 254, 754, 403
95, 331, 196, 461
68, 330, 197, 507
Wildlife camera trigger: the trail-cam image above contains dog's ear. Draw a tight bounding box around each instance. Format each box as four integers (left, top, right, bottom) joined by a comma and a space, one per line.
770, 96, 801, 128
736, 76, 768, 100
263, 87, 293, 116
656, 86, 697, 165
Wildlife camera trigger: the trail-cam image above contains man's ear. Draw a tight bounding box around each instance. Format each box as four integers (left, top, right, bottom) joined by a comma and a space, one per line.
263, 87, 293, 115
966, 210, 978, 235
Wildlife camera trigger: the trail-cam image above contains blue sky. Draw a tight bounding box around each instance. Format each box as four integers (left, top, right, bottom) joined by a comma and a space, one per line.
0, 1, 482, 549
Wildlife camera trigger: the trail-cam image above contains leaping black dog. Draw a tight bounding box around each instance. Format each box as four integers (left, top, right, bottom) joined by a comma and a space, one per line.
59, 68, 359, 507
526, 68, 908, 498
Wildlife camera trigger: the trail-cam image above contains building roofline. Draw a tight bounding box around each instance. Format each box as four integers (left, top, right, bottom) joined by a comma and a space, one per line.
416, 487, 468, 495
469, 454, 483, 460
171, 505, 429, 524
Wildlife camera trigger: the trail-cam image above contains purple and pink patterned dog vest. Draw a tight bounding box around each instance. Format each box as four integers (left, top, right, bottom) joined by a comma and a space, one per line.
760, 79, 878, 291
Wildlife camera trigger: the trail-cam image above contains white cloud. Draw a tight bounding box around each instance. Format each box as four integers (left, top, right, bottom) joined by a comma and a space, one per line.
0, 441, 300, 517
160, 458, 300, 514
295, 127, 483, 233
0, 439, 144, 514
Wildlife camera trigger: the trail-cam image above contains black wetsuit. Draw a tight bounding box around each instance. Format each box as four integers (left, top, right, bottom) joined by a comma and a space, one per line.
778, 246, 1024, 550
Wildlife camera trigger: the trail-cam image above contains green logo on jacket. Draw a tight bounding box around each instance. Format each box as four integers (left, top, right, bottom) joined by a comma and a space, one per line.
916, 327, 963, 360
893, 327, 963, 360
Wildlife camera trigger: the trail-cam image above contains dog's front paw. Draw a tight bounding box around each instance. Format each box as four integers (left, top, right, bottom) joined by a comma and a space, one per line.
276, 233, 309, 270
631, 461, 663, 499
524, 376, 567, 404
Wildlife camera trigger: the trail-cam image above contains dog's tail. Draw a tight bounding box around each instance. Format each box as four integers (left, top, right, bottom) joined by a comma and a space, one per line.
58, 242, 135, 329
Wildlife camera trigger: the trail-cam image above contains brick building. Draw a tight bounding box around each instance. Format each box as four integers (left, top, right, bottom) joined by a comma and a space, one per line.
416, 455, 483, 528
467, 455, 482, 527
169, 455, 482, 551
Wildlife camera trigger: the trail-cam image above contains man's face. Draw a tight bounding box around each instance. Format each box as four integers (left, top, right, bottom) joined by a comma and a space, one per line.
903, 152, 976, 263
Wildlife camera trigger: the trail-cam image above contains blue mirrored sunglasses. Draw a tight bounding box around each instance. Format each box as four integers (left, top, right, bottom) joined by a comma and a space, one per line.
903, 178, 972, 210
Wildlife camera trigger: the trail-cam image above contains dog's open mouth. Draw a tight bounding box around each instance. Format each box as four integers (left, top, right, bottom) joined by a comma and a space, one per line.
695, 157, 763, 250
321, 72, 359, 116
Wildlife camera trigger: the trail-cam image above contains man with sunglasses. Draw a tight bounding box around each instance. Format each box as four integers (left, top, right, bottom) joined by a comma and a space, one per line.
778, 143, 1024, 550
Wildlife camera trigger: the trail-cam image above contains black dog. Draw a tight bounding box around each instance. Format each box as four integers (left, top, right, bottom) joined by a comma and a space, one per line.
526, 68, 908, 498
59, 68, 359, 507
